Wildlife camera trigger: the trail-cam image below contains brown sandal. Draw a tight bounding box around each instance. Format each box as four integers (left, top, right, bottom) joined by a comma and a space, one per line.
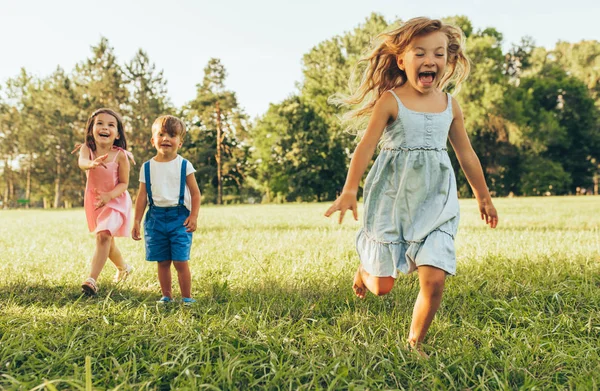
82, 278, 98, 296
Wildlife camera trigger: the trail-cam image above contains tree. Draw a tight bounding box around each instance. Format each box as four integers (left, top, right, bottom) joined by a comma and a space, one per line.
253, 96, 346, 202
509, 65, 599, 193
72, 37, 129, 114
124, 49, 172, 188
184, 59, 250, 204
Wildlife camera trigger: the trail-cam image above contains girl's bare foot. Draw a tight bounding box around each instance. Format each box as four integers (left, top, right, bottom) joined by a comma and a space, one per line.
407, 339, 429, 359
352, 265, 366, 299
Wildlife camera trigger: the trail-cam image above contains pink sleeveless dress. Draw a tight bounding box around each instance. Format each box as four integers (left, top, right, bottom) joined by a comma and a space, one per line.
84, 147, 133, 237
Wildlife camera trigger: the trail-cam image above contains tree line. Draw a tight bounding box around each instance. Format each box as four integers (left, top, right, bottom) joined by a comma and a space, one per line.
1, 14, 599, 208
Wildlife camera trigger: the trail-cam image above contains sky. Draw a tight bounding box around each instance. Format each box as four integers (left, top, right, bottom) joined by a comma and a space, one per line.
2, 0, 599, 119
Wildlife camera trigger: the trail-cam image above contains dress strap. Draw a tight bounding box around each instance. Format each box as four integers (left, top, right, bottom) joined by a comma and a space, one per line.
178, 159, 187, 206
112, 146, 136, 165
388, 90, 402, 108
446, 93, 453, 114
144, 161, 154, 207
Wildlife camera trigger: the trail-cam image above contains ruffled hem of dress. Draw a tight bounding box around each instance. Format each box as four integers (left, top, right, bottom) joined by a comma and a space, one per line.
356, 228, 456, 278
89, 206, 132, 237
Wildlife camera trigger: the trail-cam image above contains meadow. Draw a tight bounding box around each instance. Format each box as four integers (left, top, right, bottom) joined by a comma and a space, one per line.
0, 196, 599, 390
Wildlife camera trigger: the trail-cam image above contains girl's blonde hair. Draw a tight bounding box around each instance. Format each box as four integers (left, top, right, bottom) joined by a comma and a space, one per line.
336, 17, 470, 130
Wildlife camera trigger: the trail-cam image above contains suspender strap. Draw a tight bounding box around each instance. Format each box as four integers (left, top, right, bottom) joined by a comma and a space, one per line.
179, 159, 187, 206
144, 161, 153, 207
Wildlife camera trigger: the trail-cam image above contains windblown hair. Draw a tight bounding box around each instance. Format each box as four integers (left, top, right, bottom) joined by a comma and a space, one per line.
152, 115, 187, 140
84, 108, 127, 151
334, 17, 470, 133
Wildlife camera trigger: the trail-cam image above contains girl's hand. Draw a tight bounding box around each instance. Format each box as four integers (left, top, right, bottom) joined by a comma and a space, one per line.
184, 215, 198, 233
94, 189, 112, 209
479, 199, 498, 228
132, 221, 142, 241
324, 191, 358, 224
89, 154, 108, 170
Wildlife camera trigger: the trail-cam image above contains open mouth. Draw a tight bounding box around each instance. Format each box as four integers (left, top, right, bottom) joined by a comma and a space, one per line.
98, 132, 111, 138
418, 71, 436, 86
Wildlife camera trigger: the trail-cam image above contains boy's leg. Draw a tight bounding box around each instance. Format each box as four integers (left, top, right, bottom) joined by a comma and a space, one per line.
89, 231, 112, 280
353, 264, 395, 298
173, 261, 192, 298
408, 265, 446, 355
157, 260, 173, 298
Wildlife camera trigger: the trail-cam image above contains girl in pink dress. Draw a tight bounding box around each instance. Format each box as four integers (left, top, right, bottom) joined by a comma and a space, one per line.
76, 108, 135, 295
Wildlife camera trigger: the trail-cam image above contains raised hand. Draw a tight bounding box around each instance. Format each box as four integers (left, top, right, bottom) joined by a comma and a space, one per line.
89, 154, 109, 170
324, 191, 359, 224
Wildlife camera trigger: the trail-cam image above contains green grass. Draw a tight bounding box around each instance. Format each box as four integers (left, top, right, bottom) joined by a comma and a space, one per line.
1, 196, 599, 390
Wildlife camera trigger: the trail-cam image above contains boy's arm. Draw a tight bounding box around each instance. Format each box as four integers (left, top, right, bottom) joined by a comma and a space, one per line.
183, 173, 201, 232
132, 182, 148, 240
448, 97, 498, 228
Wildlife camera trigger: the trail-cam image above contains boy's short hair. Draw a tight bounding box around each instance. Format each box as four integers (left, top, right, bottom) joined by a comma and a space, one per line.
152, 115, 186, 139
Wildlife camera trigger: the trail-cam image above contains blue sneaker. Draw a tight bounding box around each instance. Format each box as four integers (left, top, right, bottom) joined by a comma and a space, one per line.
157, 296, 172, 304
182, 297, 196, 306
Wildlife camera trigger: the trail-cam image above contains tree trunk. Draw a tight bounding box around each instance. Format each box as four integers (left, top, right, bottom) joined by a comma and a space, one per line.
3, 157, 12, 209
54, 148, 62, 208
26, 152, 32, 209
216, 101, 223, 205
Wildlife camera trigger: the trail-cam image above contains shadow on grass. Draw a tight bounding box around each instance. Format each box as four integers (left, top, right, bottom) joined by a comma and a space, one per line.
0, 275, 420, 320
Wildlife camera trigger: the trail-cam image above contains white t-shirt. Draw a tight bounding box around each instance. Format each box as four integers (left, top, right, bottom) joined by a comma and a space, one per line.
139, 155, 196, 211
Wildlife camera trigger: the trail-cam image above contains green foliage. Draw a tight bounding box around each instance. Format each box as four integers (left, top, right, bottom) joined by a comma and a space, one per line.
1, 15, 600, 205
253, 96, 346, 201
123, 49, 173, 188
519, 155, 572, 195
508, 65, 600, 192
183, 58, 251, 203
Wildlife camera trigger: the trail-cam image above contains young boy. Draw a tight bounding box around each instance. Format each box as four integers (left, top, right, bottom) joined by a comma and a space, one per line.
132, 115, 201, 304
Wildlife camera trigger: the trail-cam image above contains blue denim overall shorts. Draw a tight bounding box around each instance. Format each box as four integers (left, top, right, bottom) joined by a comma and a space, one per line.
144, 159, 192, 262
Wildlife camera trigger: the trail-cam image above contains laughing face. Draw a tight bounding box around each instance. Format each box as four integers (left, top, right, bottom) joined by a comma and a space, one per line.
151, 128, 183, 158
92, 113, 120, 147
397, 31, 448, 93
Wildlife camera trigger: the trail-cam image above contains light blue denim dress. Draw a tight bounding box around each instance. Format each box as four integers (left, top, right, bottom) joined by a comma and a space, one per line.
356, 90, 459, 277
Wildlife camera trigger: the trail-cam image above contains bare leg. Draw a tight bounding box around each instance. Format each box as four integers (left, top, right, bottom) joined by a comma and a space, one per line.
353, 264, 395, 297
108, 237, 126, 270
89, 231, 112, 280
408, 265, 446, 357
157, 260, 173, 298
173, 261, 192, 298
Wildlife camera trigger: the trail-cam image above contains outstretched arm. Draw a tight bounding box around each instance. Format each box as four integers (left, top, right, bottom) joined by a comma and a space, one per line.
77, 144, 108, 171
448, 98, 498, 228
324, 92, 396, 224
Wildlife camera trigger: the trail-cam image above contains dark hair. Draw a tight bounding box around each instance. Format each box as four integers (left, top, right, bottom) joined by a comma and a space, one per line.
152, 115, 187, 140
84, 108, 127, 151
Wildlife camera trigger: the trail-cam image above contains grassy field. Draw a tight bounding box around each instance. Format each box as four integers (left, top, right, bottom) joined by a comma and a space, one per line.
0, 196, 599, 390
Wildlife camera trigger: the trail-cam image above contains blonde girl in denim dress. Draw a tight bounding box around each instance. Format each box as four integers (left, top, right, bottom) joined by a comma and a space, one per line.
325, 17, 499, 357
